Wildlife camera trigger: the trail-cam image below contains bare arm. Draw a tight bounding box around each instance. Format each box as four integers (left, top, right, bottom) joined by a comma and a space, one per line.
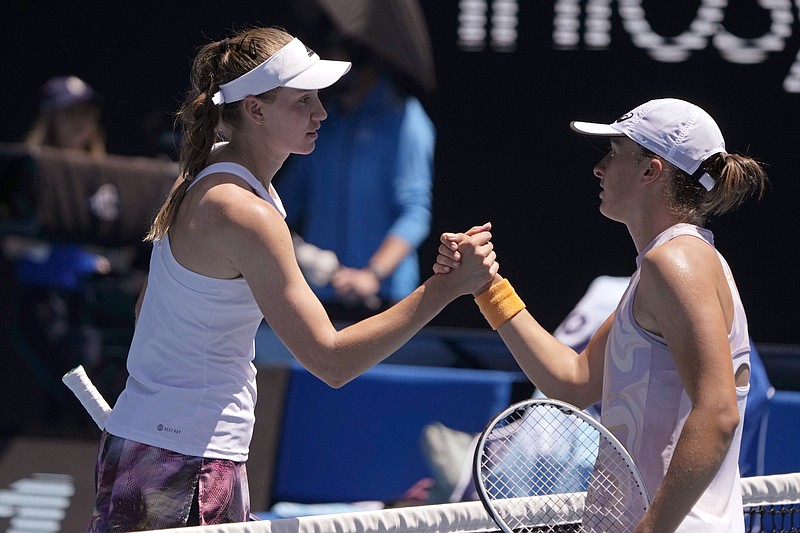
230, 204, 498, 388
497, 298, 608, 407
632, 238, 740, 533
436, 229, 606, 407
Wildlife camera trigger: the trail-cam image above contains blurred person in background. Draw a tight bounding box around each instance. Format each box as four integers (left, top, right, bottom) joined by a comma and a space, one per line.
276, 0, 436, 319
3, 75, 112, 427
24, 75, 107, 154
278, 37, 435, 317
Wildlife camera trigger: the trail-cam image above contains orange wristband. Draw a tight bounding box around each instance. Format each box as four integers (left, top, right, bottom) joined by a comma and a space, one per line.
474, 278, 526, 330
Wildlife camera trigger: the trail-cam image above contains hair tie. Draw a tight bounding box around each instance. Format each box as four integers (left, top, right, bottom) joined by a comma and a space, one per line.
247, 38, 258, 59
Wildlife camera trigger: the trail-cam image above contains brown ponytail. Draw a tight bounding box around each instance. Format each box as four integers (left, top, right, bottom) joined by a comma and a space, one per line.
644, 147, 768, 225
701, 152, 768, 217
145, 26, 293, 242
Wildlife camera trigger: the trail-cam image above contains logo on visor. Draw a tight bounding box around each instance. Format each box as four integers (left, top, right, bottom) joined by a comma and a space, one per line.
615, 112, 633, 123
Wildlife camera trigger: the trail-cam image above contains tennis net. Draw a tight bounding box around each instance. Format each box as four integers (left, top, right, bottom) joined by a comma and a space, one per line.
145, 472, 800, 533
743, 472, 800, 533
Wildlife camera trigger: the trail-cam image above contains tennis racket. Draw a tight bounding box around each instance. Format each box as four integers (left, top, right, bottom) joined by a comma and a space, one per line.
473, 398, 649, 533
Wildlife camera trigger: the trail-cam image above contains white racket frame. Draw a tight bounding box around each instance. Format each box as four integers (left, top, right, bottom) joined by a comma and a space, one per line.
473, 398, 650, 533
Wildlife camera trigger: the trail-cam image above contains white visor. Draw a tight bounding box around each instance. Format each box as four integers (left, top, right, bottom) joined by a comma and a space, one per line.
211, 38, 351, 105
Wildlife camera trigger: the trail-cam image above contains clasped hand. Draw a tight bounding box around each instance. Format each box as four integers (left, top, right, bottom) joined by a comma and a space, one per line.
433, 222, 499, 296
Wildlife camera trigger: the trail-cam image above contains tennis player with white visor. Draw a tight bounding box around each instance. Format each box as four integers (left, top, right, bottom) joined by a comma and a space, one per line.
436, 97, 768, 532
83, 27, 499, 532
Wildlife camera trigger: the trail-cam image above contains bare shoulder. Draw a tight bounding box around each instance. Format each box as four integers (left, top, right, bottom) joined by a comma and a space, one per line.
635, 235, 722, 334
639, 235, 719, 287
191, 175, 284, 234
172, 173, 290, 278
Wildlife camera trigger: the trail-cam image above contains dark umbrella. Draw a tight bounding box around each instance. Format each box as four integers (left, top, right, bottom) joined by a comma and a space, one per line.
311, 0, 436, 94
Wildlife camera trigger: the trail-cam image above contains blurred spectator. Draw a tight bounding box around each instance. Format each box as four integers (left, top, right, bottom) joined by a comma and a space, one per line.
277, 36, 436, 319
24, 75, 106, 154
3, 76, 113, 427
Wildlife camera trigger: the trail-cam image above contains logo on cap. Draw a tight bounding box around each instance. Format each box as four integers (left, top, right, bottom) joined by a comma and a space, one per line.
615, 112, 633, 123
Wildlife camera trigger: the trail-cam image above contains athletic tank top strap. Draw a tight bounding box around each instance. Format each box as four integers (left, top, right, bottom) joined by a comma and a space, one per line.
634, 223, 712, 268
187, 162, 287, 219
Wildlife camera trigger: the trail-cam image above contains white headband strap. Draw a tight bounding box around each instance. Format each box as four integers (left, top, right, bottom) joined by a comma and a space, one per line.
211, 38, 318, 105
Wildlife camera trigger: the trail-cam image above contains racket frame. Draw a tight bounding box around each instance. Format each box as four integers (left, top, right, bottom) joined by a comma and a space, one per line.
473, 397, 650, 533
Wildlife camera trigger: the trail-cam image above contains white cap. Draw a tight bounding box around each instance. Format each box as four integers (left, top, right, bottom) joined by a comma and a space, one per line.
212, 38, 351, 105
570, 98, 726, 191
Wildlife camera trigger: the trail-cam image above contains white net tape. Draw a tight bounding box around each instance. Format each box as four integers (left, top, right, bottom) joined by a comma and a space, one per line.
741, 473, 800, 507
143, 473, 800, 533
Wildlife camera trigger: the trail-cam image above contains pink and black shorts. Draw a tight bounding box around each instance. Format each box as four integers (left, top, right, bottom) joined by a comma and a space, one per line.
87, 431, 251, 532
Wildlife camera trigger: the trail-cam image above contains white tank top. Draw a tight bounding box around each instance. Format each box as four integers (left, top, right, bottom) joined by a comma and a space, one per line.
105, 162, 286, 462
603, 223, 749, 532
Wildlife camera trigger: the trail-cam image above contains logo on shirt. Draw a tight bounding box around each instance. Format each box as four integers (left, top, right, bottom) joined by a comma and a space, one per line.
156, 424, 182, 435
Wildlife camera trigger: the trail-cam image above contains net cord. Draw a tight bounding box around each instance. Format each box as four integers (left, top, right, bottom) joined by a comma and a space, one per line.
142, 473, 800, 533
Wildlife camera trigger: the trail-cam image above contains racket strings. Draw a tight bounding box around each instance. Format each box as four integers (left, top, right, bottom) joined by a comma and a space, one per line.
476, 402, 648, 533
483, 441, 584, 497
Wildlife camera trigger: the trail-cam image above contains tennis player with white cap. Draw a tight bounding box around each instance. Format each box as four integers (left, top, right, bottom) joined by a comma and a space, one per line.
87, 27, 498, 532
437, 98, 768, 532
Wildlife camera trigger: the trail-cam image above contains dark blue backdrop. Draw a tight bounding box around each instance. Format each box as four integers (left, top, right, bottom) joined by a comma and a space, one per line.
2, 1, 798, 344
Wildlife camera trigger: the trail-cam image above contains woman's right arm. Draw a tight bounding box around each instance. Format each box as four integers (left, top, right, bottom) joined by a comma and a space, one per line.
436, 230, 606, 407
495, 296, 609, 408
229, 201, 498, 388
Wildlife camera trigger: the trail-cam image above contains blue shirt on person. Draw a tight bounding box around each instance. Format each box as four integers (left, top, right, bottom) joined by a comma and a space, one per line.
278, 75, 435, 303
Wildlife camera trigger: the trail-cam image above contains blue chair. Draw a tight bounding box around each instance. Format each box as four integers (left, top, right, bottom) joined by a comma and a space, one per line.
759, 390, 800, 475
739, 341, 773, 477
270, 362, 523, 505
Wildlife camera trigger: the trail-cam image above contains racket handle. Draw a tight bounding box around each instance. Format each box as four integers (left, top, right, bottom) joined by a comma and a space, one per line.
62, 365, 112, 430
